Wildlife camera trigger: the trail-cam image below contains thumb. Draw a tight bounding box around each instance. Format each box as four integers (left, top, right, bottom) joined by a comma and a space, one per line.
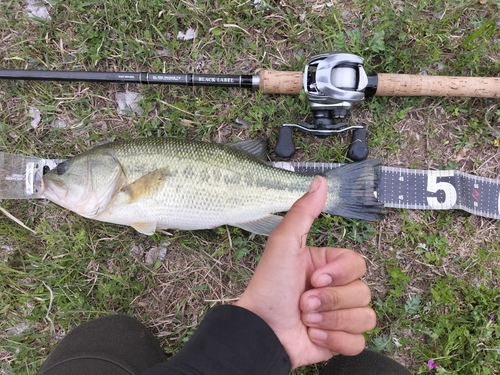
268, 176, 327, 246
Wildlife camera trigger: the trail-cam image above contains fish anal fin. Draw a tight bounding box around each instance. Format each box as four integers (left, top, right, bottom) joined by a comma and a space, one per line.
121, 168, 168, 203
234, 214, 283, 236
132, 221, 157, 235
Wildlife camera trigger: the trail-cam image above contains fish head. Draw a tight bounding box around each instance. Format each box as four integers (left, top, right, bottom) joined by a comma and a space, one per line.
42, 150, 124, 218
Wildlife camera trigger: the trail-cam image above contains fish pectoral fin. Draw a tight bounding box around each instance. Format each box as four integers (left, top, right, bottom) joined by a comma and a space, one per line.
131, 221, 157, 235
233, 214, 283, 236
121, 168, 168, 203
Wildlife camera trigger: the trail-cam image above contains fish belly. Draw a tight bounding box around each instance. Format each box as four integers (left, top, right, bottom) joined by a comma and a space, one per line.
99, 185, 301, 230
92, 139, 314, 232
95, 164, 311, 231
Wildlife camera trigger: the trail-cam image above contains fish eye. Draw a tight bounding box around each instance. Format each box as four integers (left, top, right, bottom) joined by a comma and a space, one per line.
56, 161, 69, 175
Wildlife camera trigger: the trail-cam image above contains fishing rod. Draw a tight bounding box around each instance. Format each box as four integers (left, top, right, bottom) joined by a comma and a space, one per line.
2, 52, 499, 160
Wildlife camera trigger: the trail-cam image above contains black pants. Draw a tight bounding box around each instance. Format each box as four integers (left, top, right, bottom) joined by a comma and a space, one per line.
37, 315, 412, 375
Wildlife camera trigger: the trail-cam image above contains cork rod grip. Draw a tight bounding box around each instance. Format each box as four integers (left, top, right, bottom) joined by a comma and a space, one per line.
259, 70, 303, 94
376, 73, 500, 98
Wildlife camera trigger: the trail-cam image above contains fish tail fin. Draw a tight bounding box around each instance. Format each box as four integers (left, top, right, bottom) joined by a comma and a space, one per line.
322, 158, 384, 221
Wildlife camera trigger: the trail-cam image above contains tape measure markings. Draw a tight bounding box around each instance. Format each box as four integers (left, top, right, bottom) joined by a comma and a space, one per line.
271, 161, 500, 221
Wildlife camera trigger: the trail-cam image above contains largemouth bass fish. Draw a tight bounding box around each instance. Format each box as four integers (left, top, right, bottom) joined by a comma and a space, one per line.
41, 138, 384, 236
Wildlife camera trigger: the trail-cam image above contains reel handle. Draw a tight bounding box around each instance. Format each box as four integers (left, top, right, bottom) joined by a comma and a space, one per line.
274, 124, 368, 161
274, 127, 296, 159
347, 128, 369, 161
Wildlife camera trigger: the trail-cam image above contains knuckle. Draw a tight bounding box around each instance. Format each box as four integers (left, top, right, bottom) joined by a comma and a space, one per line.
347, 335, 366, 355
366, 308, 377, 330
352, 253, 367, 274
331, 310, 347, 329
346, 249, 366, 266
328, 290, 341, 309
328, 333, 365, 356
358, 281, 372, 305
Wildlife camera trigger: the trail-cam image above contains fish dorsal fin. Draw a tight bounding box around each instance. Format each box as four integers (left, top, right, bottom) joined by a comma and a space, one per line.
121, 168, 168, 203
233, 214, 283, 236
132, 221, 157, 235
225, 139, 268, 160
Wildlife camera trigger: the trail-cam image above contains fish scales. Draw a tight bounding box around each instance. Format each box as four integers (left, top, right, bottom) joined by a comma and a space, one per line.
42, 138, 384, 235
104, 138, 315, 228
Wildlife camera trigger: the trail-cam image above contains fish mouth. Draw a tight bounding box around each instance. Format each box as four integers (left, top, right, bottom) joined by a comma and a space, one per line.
41, 169, 119, 218
40, 177, 68, 202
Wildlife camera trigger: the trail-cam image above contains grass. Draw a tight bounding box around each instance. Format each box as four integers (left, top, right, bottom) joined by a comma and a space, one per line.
1, 0, 500, 374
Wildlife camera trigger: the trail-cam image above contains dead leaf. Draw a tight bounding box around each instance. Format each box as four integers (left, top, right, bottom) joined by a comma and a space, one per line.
29, 107, 41, 129
116, 91, 144, 115
455, 147, 469, 161
177, 28, 196, 41
26, 0, 51, 20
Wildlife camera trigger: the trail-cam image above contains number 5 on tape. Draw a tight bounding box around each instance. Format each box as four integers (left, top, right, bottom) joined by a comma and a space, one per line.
426, 170, 457, 209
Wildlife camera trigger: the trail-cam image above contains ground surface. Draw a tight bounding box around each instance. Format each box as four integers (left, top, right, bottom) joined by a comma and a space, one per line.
1, 1, 500, 374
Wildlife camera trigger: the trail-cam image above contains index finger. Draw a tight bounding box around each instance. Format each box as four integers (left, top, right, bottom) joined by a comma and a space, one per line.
309, 248, 367, 287
301, 280, 372, 313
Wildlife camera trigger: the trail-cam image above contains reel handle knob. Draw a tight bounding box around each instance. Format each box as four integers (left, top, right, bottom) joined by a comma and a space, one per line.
274, 126, 296, 158
347, 128, 369, 161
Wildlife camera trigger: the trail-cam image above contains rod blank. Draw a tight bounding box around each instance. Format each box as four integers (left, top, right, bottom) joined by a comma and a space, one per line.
0, 69, 257, 89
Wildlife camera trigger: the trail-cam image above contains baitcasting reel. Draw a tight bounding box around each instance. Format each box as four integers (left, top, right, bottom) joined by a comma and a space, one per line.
274, 52, 371, 161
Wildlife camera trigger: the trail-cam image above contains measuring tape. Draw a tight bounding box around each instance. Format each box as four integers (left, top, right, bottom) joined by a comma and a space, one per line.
271, 161, 500, 220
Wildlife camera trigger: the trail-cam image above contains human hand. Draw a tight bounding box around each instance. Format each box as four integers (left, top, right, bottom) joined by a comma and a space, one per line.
234, 176, 376, 369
